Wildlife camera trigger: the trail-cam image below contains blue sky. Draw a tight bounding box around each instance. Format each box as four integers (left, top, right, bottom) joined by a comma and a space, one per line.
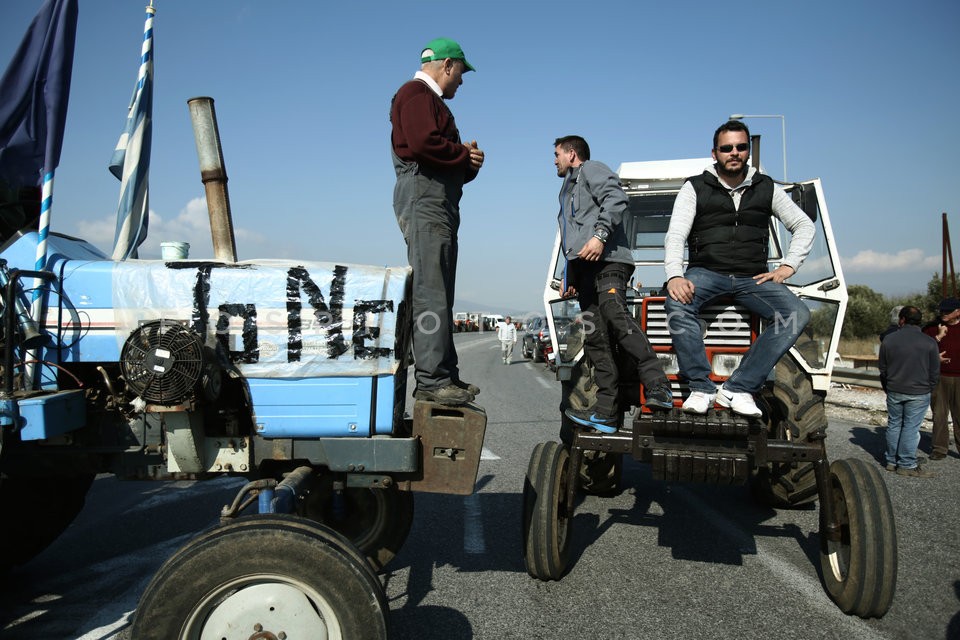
2, 0, 957, 314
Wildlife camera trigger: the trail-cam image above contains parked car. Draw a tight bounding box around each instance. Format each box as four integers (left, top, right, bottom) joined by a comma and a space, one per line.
546, 299, 582, 371
521, 315, 550, 363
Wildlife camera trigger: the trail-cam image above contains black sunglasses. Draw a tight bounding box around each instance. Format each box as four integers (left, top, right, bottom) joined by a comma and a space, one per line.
716, 143, 750, 153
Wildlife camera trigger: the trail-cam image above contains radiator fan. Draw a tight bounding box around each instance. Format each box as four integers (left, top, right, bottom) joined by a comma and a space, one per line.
121, 320, 205, 405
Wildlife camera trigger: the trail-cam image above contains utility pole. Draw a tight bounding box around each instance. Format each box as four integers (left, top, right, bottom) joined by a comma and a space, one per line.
943, 212, 956, 298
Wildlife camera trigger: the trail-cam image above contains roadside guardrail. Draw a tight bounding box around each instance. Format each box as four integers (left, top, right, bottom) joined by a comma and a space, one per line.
831, 367, 882, 389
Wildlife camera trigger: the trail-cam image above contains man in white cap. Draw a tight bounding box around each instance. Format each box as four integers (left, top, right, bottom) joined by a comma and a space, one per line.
390, 38, 484, 406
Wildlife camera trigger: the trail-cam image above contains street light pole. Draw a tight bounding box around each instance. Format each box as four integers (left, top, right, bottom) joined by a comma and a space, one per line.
729, 114, 786, 182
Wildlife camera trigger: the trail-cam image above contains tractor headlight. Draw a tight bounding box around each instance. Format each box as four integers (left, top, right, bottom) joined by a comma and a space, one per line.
657, 353, 680, 375
712, 353, 743, 377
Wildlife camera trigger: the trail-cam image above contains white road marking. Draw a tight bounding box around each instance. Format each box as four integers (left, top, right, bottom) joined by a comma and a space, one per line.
5, 609, 47, 628
77, 610, 135, 640
535, 376, 552, 389
480, 447, 500, 460
452, 335, 497, 351
463, 492, 486, 554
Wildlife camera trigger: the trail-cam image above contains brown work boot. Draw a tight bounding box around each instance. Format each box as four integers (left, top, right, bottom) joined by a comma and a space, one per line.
453, 379, 480, 395
896, 465, 934, 478
415, 383, 474, 406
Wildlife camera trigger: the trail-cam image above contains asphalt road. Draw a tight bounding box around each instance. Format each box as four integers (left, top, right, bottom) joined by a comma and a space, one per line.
2, 331, 958, 639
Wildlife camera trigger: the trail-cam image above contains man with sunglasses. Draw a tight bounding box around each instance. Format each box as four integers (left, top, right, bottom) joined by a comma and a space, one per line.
390, 38, 485, 406
664, 120, 814, 417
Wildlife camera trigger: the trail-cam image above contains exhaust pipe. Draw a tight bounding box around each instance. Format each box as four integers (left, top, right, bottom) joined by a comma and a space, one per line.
187, 97, 238, 263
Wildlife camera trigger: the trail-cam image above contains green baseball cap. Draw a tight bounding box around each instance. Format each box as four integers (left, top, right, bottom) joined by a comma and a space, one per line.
420, 37, 475, 72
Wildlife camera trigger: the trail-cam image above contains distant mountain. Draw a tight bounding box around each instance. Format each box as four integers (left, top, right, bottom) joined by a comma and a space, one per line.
454, 298, 541, 319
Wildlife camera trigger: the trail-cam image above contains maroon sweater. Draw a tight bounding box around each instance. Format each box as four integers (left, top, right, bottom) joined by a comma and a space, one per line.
924, 321, 960, 377
390, 80, 477, 183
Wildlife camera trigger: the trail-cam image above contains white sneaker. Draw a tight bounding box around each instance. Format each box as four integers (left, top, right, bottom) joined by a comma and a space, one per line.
682, 391, 716, 414
716, 385, 762, 417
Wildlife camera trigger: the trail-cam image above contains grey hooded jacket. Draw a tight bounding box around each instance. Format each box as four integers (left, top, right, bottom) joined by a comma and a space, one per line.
557, 161, 633, 265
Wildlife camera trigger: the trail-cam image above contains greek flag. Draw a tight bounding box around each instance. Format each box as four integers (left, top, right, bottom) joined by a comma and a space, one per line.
109, 4, 155, 261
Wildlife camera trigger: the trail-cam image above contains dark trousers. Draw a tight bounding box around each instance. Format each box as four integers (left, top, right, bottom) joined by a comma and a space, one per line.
570, 260, 666, 415
393, 156, 463, 390
931, 374, 960, 455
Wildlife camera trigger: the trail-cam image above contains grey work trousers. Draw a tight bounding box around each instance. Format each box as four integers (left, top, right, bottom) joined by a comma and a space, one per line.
393, 155, 464, 391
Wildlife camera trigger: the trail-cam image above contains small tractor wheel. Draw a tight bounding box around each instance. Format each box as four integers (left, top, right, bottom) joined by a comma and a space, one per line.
559, 357, 598, 446
820, 458, 897, 618
578, 450, 623, 496
522, 441, 573, 581
302, 477, 414, 572
752, 354, 827, 507
131, 514, 388, 640
558, 357, 620, 494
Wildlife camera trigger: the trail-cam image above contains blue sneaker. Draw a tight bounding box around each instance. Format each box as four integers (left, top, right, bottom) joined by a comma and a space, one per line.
564, 407, 619, 433
644, 384, 674, 411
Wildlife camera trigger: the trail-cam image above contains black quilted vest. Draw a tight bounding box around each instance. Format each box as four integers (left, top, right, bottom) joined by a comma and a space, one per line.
686, 171, 774, 276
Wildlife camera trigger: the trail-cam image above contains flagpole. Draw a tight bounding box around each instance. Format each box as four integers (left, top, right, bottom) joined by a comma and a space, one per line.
0, 0, 78, 389
25, 171, 53, 387
110, 1, 155, 260
32, 170, 54, 295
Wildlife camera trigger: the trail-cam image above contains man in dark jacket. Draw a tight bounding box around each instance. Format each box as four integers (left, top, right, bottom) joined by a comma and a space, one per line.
880, 306, 940, 477
390, 38, 484, 406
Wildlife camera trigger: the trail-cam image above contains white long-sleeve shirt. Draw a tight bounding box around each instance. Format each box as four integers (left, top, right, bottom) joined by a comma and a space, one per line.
497, 322, 517, 343
664, 165, 815, 281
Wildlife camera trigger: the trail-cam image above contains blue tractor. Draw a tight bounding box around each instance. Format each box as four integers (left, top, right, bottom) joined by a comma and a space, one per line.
0, 97, 485, 639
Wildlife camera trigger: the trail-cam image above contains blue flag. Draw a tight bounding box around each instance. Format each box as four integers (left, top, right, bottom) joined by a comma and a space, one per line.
0, 0, 78, 190
110, 5, 155, 261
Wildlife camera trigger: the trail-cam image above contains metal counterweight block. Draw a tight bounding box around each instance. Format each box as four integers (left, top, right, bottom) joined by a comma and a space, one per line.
637, 407, 757, 438
631, 408, 762, 484
651, 450, 749, 484
408, 400, 487, 495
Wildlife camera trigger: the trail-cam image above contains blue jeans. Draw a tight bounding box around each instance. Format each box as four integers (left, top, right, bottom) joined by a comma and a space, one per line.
665, 267, 811, 394
885, 391, 930, 469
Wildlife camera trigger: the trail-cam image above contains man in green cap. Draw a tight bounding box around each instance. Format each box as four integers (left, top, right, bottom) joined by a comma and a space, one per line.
390, 38, 484, 406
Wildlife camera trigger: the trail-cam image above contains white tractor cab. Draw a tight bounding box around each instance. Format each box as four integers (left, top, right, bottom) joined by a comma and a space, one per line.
524, 146, 897, 619
542, 155, 848, 395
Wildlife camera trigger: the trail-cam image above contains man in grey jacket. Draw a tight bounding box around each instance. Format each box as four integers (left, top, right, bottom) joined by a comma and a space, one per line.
879, 306, 940, 477
554, 135, 672, 433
